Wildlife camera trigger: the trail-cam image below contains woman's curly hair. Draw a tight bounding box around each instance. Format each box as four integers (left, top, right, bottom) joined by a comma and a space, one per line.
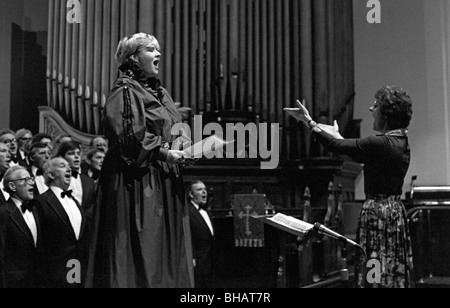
375, 85, 413, 129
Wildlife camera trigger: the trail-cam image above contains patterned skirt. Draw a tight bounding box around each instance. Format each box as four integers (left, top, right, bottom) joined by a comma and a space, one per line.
355, 195, 414, 288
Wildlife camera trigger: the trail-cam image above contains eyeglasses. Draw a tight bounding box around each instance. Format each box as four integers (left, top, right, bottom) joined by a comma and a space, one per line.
19, 137, 32, 141
12, 176, 35, 184
2, 138, 17, 144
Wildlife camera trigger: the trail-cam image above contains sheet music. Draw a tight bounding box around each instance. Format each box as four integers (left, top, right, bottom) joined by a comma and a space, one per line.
268, 213, 314, 234
183, 135, 234, 158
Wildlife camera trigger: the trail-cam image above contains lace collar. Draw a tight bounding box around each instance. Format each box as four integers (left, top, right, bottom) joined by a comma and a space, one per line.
120, 62, 162, 91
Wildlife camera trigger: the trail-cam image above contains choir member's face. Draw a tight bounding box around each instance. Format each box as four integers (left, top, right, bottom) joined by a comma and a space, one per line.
93, 137, 108, 153
134, 41, 161, 78
88, 151, 105, 171
0, 133, 18, 156
190, 182, 207, 206
48, 158, 72, 190
18, 133, 32, 151
9, 169, 34, 201
32, 146, 51, 168
40, 138, 54, 152
0, 143, 11, 171
64, 148, 82, 170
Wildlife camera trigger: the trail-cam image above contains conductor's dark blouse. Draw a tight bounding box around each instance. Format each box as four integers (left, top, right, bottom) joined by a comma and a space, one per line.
313, 129, 410, 196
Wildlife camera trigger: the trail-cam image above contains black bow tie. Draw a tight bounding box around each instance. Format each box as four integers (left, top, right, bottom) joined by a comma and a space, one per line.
198, 203, 208, 211
36, 168, 44, 176
21, 202, 33, 214
71, 170, 79, 179
61, 189, 73, 199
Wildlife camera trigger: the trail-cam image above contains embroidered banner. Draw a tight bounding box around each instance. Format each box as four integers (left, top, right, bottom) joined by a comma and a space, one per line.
233, 194, 266, 248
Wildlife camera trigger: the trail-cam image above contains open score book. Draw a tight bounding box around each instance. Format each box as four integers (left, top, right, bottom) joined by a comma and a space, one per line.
254, 213, 314, 237
182, 135, 234, 158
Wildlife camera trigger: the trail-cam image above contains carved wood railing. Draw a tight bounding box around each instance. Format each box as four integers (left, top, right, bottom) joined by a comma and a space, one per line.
38, 106, 96, 155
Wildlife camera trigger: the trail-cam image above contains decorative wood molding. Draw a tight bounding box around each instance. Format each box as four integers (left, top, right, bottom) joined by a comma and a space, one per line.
38, 106, 97, 155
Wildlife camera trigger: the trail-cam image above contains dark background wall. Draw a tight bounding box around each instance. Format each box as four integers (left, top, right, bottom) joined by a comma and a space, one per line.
0, 0, 48, 132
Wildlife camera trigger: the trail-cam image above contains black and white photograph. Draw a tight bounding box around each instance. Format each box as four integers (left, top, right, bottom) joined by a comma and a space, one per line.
0, 0, 449, 295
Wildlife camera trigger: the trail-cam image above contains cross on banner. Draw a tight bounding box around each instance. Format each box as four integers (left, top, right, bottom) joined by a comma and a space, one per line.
233, 194, 266, 248
238, 205, 258, 236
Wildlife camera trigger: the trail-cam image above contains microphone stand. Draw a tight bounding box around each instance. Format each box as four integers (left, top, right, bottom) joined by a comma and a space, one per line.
338, 238, 349, 288
312, 223, 368, 288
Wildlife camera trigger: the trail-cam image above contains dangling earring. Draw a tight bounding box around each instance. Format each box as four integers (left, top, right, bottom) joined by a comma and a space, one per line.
128, 59, 147, 82
125, 68, 135, 79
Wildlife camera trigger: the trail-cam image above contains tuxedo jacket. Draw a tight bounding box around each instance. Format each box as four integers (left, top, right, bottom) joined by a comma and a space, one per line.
0, 190, 8, 207
35, 189, 87, 288
80, 161, 90, 176
0, 199, 42, 288
189, 203, 215, 278
17, 151, 30, 169
79, 173, 96, 210
77, 174, 97, 234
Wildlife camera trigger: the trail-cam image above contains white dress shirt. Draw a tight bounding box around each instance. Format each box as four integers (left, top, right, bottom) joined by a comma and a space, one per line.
192, 201, 214, 236
11, 197, 38, 247
69, 169, 83, 206
19, 150, 30, 166
31, 166, 48, 195
0, 178, 10, 201
50, 186, 82, 240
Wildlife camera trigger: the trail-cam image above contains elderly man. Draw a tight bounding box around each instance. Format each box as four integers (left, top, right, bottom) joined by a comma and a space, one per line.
0, 166, 41, 288
28, 142, 51, 196
35, 157, 87, 288
0, 129, 18, 167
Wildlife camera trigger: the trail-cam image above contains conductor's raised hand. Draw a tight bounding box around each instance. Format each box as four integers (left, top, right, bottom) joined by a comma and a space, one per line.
317, 120, 344, 139
283, 99, 313, 124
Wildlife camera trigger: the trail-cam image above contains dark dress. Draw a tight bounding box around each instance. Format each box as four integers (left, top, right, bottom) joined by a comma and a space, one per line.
314, 129, 413, 288
87, 76, 194, 288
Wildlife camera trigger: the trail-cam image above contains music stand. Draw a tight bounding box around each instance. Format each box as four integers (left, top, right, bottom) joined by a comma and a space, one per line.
254, 214, 362, 287
252, 215, 317, 246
